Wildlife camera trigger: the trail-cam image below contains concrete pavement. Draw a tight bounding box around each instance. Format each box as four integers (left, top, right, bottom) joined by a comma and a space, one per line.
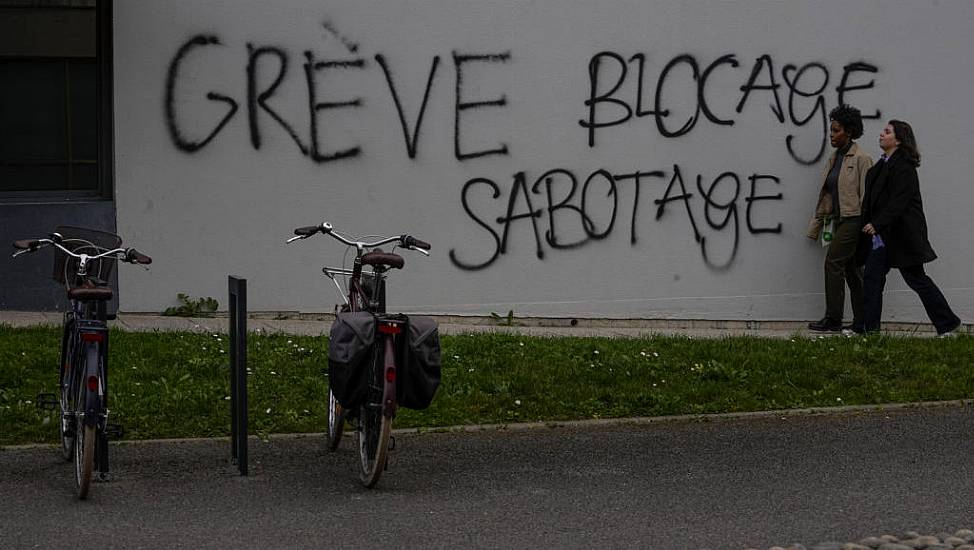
1, 310, 969, 338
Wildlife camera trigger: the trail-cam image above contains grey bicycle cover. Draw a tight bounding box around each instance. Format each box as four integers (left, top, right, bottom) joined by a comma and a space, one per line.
327, 312, 376, 409
399, 316, 441, 410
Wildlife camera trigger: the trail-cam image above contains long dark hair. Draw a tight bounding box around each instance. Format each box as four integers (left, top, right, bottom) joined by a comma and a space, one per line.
889, 119, 921, 167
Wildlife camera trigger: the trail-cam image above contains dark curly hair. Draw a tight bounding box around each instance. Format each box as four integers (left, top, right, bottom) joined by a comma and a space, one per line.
889, 120, 921, 167
829, 104, 864, 140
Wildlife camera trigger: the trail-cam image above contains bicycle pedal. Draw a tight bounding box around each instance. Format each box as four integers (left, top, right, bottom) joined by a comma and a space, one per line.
104, 423, 124, 439
35, 393, 58, 410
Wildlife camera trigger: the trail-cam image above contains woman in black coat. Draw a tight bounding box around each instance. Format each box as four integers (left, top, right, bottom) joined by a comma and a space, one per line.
858, 119, 961, 336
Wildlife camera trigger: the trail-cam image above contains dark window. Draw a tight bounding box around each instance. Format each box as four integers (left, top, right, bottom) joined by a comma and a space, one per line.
0, 58, 98, 192
0, 1, 109, 199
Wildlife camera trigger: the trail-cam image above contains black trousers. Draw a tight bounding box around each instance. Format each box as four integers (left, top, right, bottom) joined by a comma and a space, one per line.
862, 244, 960, 333
823, 216, 863, 323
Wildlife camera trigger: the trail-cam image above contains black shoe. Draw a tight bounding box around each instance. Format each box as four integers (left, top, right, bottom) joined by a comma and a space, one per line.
808, 317, 842, 332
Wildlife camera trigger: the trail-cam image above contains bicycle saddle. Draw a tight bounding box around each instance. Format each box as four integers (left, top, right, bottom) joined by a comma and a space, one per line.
68, 287, 114, 302
361, 251, 404, 270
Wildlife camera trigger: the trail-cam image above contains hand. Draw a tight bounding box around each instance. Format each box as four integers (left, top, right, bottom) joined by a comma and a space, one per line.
862, 223, 876, 236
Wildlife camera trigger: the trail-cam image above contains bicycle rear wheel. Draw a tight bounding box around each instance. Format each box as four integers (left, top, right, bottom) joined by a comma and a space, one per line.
357, 351, 391, 487
73, 369, 94, 498
75, 422, 95, 499
326, 388, 345, 451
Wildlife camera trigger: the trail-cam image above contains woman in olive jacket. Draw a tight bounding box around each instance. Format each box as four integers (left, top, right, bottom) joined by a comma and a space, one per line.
806, 105, 873, 332
859, 119, 960, 335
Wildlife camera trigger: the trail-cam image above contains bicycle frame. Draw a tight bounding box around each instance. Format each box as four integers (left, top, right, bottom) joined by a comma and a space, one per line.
58, 284, 113, 478
14, 229, 150, 495
324, 263, 400, 419
287, 220, 429, 486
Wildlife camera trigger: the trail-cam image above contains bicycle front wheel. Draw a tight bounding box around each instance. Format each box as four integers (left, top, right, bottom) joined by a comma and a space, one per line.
326, 388, 345, 451
357, 353, 392, 487
58, 327, 76, 461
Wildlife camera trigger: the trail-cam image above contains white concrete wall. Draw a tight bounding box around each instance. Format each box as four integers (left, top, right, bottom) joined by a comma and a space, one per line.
114, 0, 974, 321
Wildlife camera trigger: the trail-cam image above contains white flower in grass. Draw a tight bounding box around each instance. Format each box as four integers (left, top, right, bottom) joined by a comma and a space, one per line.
270, 371, 277, 375
519, 342, 524, 347
653, 352, 659, 357
468, 368, 475, 372
287, 340, 293, 345
640, 351, 647, 356
266, 408, 272, 414
453, 355, 460, 360
835, 397, 842, 402
514, 399, 521, 406
25, 400, 32, 405
652, 383, 657, 387
594, 350, 600, 354
224, 396, 231, 400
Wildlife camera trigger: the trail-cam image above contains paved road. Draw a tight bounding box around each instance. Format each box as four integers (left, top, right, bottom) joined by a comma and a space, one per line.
2, 405, 972, 549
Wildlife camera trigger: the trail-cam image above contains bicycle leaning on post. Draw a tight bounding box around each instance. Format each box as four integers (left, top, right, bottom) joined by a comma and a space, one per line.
286, 221, 441, 487
12, 226, 151, 499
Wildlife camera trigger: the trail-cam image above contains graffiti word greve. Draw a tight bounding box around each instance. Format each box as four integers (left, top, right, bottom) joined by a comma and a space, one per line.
164, 34, 511, 162
449, 164, 783, 271
580, 51, 880, 165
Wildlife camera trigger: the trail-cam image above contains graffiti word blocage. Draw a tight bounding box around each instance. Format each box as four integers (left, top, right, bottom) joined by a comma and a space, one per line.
580, 51, 880, 166
448, 164, 782, 271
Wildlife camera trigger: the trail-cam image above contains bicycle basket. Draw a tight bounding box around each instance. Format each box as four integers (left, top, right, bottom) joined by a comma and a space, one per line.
51, 225, 123, 286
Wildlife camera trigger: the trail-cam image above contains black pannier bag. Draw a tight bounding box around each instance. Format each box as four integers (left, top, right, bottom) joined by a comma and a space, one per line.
327, 312, 377, 409
398, 316, 441, 410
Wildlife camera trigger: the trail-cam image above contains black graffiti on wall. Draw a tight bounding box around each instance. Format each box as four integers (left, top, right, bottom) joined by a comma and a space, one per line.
579, 51, 880, 165
164, 31, 510, 162
448, 164, 783, 271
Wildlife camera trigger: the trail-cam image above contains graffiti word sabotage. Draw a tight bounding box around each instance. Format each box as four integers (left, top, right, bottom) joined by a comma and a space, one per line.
449, 165, 783, 271
579, 51, 880, 165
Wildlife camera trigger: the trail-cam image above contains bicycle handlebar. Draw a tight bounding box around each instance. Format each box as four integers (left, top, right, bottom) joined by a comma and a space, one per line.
13, 239, 39, 251
125, 248, 153, 265
286, 221, 431, 255
11, 237, 153, 265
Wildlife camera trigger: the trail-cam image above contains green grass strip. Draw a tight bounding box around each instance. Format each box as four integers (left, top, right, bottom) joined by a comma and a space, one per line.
1, 325, 972, 445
